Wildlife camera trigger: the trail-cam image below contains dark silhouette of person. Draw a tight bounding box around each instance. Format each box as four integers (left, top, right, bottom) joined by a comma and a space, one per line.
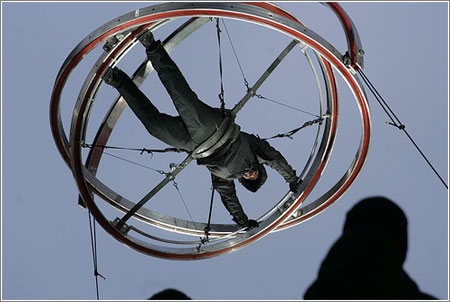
149, 288, 191, 300
304, 196, 437, 300
104, 30, 301, 229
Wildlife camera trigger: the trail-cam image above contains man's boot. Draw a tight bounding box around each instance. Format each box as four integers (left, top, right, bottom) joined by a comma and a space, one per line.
138, 30, 157, 51
104, 67, 127, 88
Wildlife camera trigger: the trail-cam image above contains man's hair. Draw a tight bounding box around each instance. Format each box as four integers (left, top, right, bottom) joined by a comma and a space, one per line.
239, 164, 267, 192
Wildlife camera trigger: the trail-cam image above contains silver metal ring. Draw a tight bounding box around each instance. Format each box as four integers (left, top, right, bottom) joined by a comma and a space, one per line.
50, 2, 370, 260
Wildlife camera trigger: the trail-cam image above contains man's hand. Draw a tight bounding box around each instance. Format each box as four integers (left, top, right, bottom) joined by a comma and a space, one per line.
234, 217, 259, 229
246, 219, 259, 229
289, 177, 302, 193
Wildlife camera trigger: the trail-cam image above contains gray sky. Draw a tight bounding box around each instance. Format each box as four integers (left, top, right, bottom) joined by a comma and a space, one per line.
2, 1, 448, 300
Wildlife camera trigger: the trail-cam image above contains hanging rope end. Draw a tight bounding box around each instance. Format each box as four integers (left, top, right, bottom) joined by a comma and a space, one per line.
94, 269, 106, 280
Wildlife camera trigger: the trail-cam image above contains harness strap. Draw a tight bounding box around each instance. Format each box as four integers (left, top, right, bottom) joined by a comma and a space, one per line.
262, 115, 330, 140
191, 114, 240, 159
216, 18, 226, 113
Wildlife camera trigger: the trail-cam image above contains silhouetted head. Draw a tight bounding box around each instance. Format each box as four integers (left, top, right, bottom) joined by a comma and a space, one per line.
149, 288, 191, 300
303, 196, 425, 300
239, 164, 267, 192
343, 196, 408, 266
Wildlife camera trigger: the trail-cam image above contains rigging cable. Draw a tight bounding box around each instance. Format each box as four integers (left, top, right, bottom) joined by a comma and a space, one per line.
85, 144, 204, 242
82, 143, 185, 154
203, 179, 216, 243
82, 144, 172, 175
255, 94, 320, 118
84, 145, 206, 244
87, 210, 105, 300
215, 18, 226, 112
262, 115, 329, 140
221, 19, 250, 90
171, 179, 206, 244
358, 69, 448, 189
172, 180, 197, 228
216, 18, 324, 141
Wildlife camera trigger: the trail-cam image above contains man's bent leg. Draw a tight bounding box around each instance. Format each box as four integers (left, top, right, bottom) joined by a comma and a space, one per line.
143, 37, 223, 144
105, 68, 196, 151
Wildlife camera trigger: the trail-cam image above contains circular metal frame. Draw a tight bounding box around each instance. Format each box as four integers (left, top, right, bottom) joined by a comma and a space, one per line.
50, 2, 371, 260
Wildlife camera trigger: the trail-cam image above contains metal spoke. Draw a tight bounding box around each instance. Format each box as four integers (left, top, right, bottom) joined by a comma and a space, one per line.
114, 155, 193, 229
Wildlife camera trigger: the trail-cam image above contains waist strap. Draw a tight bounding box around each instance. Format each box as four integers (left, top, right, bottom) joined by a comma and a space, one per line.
191, 115, 240, 159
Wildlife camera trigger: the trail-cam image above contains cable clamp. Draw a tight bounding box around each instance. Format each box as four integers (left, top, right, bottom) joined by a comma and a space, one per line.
94, 269, 106, 280
111, 218, 130, 234
201, 226, 210, 244
386, 121, 405, 130
140, 148, 152, 155
103, 34, 124, 52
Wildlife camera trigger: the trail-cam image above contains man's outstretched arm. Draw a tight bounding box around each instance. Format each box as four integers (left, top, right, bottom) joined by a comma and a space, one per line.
250, 135, 301, 192
211, 174, 258, 228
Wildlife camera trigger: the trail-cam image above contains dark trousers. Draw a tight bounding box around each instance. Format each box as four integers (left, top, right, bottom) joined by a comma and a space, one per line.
116, 41, 223, 151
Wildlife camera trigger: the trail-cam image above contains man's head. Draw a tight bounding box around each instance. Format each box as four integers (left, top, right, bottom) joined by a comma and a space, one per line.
239, 164, 267, 192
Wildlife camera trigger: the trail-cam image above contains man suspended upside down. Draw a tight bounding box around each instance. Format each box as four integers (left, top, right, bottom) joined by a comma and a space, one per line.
104, 31, 301, 229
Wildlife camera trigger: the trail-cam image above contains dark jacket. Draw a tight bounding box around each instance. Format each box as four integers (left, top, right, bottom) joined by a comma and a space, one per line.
198, 131, 297, 225
119, 39, 297, 227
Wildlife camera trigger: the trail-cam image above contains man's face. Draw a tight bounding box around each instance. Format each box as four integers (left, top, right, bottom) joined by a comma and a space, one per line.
243, 169, 259, 180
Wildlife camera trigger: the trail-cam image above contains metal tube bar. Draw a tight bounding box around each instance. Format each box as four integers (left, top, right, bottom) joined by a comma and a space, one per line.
116, 155, 193, 227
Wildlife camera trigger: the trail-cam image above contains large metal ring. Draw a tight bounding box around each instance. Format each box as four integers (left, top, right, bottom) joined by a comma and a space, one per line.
50, 2, 370, 260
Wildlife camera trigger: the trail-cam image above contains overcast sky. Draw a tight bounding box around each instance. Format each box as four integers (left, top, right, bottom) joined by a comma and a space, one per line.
2, 1, 448, 300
